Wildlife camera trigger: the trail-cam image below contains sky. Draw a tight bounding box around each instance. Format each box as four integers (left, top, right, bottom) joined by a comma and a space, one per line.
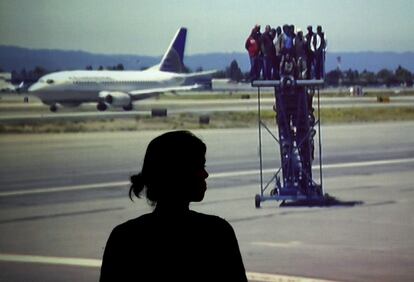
0, 0, 413, 56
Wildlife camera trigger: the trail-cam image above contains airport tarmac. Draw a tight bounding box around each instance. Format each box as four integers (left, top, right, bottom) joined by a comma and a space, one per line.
0, 122, 413, 281
1, 94, 414, 124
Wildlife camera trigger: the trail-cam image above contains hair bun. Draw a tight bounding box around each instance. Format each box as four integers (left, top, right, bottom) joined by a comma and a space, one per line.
129, 173, 145, 199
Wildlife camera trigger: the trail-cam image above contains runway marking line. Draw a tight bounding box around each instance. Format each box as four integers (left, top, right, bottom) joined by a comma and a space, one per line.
0, 253, 101, 268
0, 181, 128, 197
210, 157, 414, 178
251, 241, 302, 248
0, 253, 335, 282
1, 157, 413, 198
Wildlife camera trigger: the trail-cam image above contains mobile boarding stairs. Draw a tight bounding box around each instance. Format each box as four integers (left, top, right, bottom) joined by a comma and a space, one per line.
252, 76, 338, 207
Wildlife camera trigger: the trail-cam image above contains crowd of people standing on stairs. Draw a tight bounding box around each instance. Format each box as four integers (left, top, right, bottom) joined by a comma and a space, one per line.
245, 24, 327, 81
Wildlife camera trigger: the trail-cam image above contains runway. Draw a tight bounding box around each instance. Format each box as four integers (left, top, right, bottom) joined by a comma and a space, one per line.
0, 122, 413, 281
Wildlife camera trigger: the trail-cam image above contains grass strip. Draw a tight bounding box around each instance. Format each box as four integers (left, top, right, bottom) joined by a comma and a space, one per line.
1, 107, 414, 134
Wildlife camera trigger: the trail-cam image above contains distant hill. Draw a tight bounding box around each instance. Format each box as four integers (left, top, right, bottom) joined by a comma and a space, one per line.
1, 45, 413, 73
0, 45, 159, 72
324, 52, 414, 73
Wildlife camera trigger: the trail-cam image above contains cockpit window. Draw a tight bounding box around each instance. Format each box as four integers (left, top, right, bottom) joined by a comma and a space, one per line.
46, 79, 55, 84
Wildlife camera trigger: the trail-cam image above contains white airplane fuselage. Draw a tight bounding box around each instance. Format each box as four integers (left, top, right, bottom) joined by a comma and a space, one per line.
30, 69, 185, 105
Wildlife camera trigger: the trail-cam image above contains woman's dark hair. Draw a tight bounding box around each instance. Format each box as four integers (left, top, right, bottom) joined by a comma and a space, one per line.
129, 130, 206, 205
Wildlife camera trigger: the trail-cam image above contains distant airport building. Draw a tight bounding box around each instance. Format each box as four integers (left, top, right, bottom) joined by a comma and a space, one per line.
349, 86, 364, 96
0, 72, 11, 81
0, 72, 15, 92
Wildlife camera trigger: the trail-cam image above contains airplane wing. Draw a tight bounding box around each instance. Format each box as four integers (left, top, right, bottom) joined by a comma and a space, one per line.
128, 84, 201, 100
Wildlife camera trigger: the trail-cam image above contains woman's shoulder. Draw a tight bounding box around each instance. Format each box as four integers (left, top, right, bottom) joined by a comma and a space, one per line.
110, 213, 154, 235
189, 210, 220, 219
189, 210, 233, 229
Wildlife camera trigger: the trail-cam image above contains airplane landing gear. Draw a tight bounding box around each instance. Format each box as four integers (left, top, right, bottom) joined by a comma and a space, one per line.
123, 103, 133, 111
97, 102, 108, 111
50, 104, 58, 112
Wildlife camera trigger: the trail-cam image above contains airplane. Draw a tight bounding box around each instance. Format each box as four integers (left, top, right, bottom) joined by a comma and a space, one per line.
28, 27, 216, 112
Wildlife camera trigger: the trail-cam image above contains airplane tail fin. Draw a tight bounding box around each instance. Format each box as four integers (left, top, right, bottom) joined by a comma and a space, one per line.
158, 27, 187, 73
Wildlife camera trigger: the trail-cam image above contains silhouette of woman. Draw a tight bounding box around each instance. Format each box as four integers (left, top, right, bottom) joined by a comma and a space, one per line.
100, 130, 248, 282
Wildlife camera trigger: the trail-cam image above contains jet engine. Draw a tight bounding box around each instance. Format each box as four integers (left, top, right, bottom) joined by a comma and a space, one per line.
99, 91, 131, 107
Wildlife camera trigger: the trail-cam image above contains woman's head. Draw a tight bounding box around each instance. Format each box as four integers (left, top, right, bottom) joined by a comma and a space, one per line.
130, 130, 208, 205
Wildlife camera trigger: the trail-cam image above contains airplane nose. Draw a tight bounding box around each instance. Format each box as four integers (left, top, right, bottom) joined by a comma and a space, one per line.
28, 82, 44, 92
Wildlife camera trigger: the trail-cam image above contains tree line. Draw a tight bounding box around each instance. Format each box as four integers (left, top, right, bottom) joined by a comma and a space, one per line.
208, 61, 414, 87
325, 65, 413, 87
216, 60, 413, 87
